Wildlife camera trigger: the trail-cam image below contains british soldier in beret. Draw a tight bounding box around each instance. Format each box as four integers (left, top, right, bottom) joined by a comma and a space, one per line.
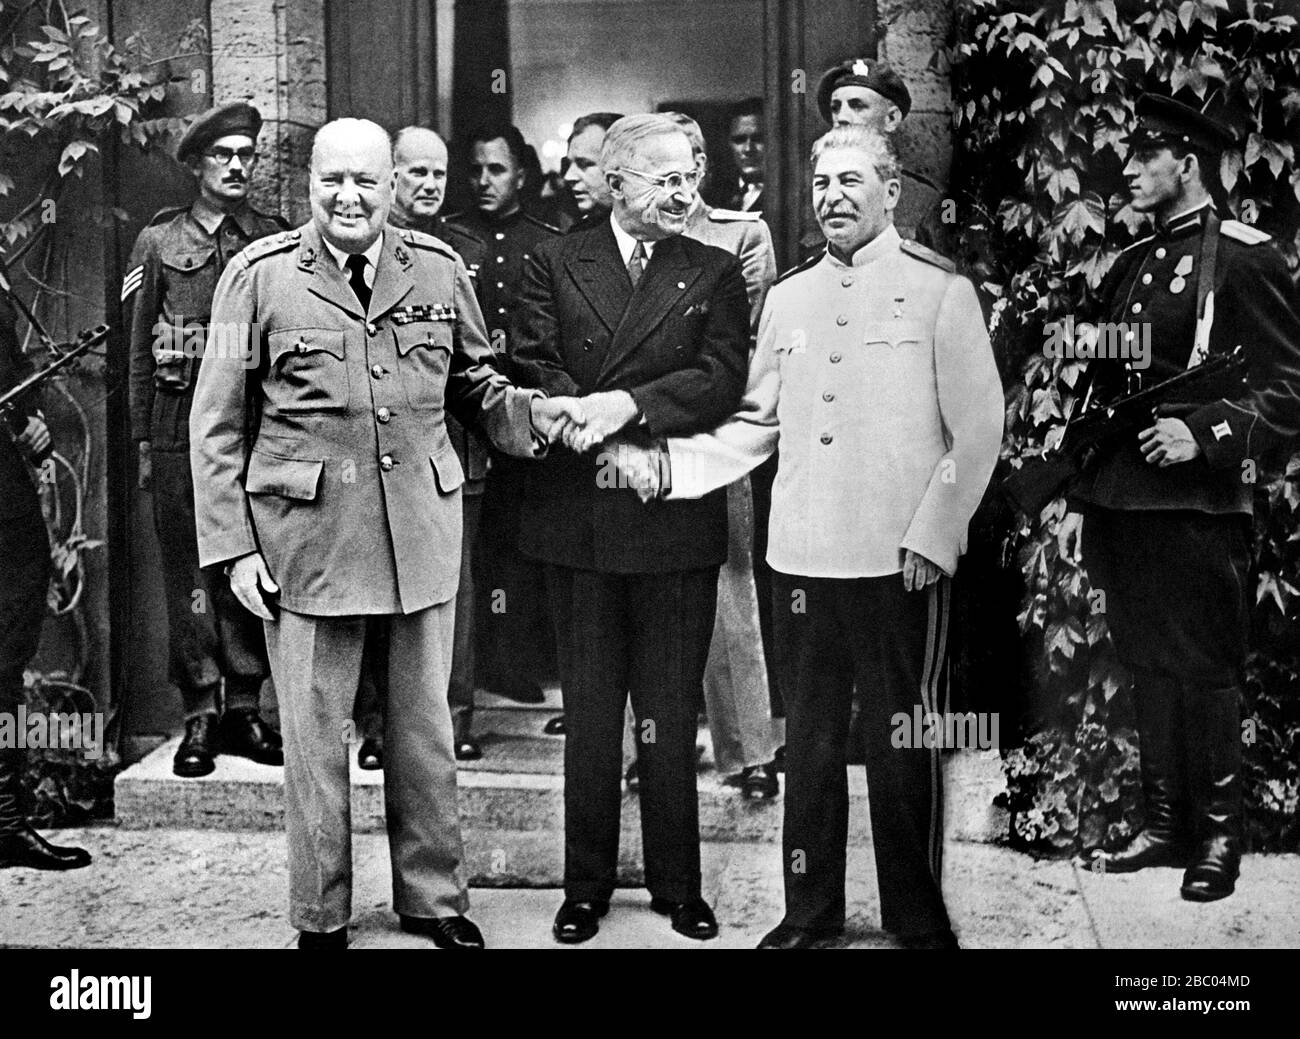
123, 100, 289, 778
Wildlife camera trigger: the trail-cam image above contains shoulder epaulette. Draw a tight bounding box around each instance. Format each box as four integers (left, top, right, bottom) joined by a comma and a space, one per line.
242, 229, 300, 263
522, 212, 563, 235
900, 238, 956, 273
439, 222, 485, 246
774, 252, 823, 286
400, 227, 459, 261
251, 207, 291, 231
708, 207, 762, 223
1220, 219, 1271, 245
147, 205, 188, 227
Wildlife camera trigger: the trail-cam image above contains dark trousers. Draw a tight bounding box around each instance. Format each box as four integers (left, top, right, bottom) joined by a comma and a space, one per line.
0, 486, 49, 835
152, 451, 269, 716
546, 564, 719, 903
772, 570, 952, 937
476, 457, 555, 685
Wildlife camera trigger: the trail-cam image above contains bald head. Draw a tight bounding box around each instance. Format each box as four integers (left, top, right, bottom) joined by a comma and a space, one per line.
309, 118, 394, 252
391, 127, 449, 229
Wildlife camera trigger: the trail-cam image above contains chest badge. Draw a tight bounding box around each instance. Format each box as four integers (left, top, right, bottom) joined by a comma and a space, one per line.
892, 296, 905, 320
1170, 254, 1194, 294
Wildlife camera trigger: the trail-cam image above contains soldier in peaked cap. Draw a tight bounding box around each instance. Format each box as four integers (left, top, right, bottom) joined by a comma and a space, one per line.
1062, 93, 1300, 901
123, 100, 288, 779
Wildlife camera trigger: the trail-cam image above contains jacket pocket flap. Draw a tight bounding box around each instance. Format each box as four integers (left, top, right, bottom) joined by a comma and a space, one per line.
430, 443, 465, 493
245, 452, 324, 500
159, 245, 217, 272
396, 323, 454, 357
268, 328, 346, 364
862, 320, 926, 347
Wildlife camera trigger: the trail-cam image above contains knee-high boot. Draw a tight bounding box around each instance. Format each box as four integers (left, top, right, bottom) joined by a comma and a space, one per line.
0, 748, 92, 870
1090, 669, 1190, 871
1180, 685, 1242, 902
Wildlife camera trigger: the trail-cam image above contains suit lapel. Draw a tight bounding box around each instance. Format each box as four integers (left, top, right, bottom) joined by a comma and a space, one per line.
302, 224, 365, 320
565, 221, 631, 334
368, 232, 416, 322
600, 234, 702, 379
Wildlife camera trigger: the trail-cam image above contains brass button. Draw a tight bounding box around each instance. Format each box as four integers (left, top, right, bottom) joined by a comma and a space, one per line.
822, 391, 835, 402
366, 322, 378, 336
495, 232, 504, 240
1131, 302, 1142, 314
496, 255, 505, 263
836, 315, 848, 326
1156, 247, 1167, 259
371, 364, 384, 379
1141, 273, 1152, 285
830, 352, 842, 363
841, 277, 853, 287
820, 433, 833, 445
376, 407, 391, 424
379, 454, 395, 471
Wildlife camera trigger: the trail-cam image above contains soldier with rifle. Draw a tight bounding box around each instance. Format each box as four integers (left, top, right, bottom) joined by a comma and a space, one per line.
1054, 95, 1300, 901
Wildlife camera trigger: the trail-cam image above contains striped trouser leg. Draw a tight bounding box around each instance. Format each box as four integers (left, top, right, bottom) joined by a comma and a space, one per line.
849, 575, 953, 938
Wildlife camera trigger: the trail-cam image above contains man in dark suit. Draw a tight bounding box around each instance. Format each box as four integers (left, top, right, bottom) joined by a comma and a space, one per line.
510, 114, 750, 943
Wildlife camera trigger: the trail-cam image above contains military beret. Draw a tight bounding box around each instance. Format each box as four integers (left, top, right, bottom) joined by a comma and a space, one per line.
1131, 93, 1237, 156
177, 102, 263, 164
816, 58, 912, 124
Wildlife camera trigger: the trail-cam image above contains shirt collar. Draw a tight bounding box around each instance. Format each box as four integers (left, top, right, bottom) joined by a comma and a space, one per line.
190, 196, 257, 237
1157, 199, 1213, 238
826, 223, 901, 268
609, 212, 656, 266
321, 231, 385, 274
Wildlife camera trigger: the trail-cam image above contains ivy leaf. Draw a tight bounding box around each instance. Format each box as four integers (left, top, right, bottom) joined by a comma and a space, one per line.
1044, 164, 1081, 203
1245, 133, 1293, 178
1221, 148, 1243, 193
57, 139, 97, 176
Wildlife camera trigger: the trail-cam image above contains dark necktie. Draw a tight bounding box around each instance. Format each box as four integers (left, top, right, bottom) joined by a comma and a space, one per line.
627, 240, 647, 289
345, 253, 371, 312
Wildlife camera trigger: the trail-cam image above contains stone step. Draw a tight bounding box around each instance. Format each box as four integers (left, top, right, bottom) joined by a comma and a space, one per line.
114, 707, 1008, 885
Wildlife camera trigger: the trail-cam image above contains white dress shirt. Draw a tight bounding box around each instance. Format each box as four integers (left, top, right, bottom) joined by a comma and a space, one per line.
321, 232, 384, 289
609, 213, 656, 267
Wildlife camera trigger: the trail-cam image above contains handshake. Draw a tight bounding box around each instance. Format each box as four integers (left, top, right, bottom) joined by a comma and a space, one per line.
529, 390, 664, 502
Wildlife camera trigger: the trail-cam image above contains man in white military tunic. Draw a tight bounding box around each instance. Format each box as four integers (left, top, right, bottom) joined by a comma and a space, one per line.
614, 125, 1003, 948
190, 119, 582, 949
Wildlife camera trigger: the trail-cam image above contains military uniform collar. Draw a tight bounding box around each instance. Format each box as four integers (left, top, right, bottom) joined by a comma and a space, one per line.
1156, 200, 1213, 239
190, 196, 258, 237
320, 231, 385, 273
826, 223, 901, 268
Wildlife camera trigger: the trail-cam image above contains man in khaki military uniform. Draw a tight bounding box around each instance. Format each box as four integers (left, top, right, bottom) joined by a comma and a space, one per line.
190, 118, 582, 950
124, 101, 287, 778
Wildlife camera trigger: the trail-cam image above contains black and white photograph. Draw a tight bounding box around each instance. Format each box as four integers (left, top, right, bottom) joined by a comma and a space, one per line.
0, 0, 1298, 1008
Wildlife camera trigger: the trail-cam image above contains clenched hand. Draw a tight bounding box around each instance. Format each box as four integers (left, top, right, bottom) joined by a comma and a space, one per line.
228, 551, 280, 621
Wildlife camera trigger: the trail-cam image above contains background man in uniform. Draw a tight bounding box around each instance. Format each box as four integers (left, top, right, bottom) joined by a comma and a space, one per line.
719, 98, 765, 213
446, 122, 563, 716
124, 101, 287, 778
1063, 95, 1300, 902
0, 281, 91, 872
563, 112, 623, 234
510, 114, 750, 944
190, 118, 583, 949
629, 125, 1003, 949
815, 58, 947, 252
354, 126, 492, 766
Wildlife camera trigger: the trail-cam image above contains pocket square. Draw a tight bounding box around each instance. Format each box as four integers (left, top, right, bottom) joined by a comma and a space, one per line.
683, 302, 710, 317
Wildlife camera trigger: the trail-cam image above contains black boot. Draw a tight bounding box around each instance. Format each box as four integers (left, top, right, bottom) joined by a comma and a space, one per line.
173, 712, 220, 777
1180, 685, 1242, 902
0, 749, 91, 870
1088, 670, 1190, 873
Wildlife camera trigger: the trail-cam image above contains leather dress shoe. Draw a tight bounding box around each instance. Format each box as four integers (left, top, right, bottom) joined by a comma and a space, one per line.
0, 825, 92, 870
757, 922, 843, 949
740, 762, 779, 800
454, 736, 482, 761
899, 929, 961, 949
1181, 835, 1240, 903
357, 737, 383, 771
297, 927, 347, 949
552, 899, 608, 944
481, 672, 546, 705
173, 713, 220, 777
400, 913, 485, 948
624, 761, 640, 791
650, 896, 718, 940
219, 708, 284, 766
543, 714, 566, 736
